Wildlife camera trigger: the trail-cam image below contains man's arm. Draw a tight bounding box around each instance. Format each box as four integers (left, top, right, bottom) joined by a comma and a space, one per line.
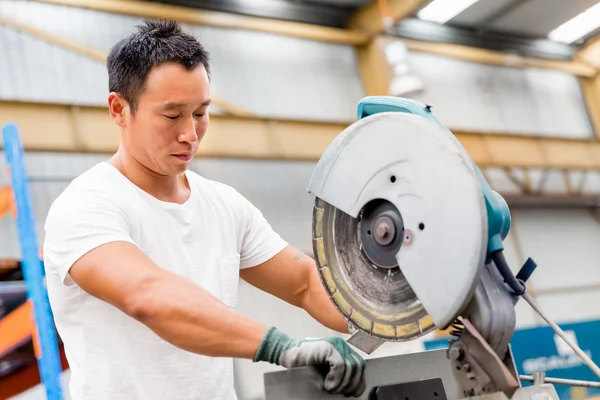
240, 245, 349, 333
69, 241, 268, 359
70, 241, 366, 397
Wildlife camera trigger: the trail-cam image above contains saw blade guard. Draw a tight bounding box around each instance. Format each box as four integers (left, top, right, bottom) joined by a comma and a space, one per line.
307, 97, 510, 336
356, 97, 511, 261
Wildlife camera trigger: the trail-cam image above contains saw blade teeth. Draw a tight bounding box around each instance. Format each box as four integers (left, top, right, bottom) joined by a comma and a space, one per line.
313, 199, 437, 341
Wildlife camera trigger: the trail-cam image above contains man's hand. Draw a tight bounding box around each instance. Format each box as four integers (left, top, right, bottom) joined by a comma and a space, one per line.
254, 326, 366, 397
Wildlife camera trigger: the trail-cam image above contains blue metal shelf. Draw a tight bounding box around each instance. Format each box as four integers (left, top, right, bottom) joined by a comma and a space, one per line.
2, 123, 63, 399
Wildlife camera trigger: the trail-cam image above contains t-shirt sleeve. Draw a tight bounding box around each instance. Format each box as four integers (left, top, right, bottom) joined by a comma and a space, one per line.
43, 187, 136, 285
237, 193, 288, 269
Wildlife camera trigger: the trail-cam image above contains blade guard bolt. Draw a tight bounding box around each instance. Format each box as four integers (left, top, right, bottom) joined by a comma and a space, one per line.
448, 347, 464, 361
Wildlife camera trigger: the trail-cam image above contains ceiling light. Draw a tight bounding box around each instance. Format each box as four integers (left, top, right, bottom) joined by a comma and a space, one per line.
548, 2, 600, 43
417, 0, 481, 24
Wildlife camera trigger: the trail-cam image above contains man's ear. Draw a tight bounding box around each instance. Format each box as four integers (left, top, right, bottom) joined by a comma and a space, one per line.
108, 92, 129, 128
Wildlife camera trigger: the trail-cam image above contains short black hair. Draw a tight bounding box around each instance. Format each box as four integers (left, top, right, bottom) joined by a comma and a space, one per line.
107, 19, 210, 114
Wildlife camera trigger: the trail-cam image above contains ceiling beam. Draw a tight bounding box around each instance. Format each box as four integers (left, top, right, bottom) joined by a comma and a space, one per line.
0, 13, 106, 63
395, 18, 575, 61
2, 100, 600, 170
34, 0, 369, 45
0, 101, 349, 160
348, 0, 427, 37
400, 38, 597, 77
501, 194, 600, 208
577, 40, 600, 140
577, 36, 600, 69
0, 12, 255, 118
355, 36, 393, 96
581, 75, 600, 140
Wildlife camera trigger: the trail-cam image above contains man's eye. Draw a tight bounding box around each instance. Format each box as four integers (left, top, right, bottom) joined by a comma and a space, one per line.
194, 113, 205, 117
164, 115, 179, 120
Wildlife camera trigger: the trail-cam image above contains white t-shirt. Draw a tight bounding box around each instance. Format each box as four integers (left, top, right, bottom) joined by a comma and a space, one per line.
42, 162, 288, 400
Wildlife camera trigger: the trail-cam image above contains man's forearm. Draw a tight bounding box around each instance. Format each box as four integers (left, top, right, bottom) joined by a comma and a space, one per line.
300, 267, 350, 334
130, 271, 268, 359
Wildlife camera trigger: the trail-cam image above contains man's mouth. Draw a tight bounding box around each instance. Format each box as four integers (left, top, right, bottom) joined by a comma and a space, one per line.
172, 153, 193, 161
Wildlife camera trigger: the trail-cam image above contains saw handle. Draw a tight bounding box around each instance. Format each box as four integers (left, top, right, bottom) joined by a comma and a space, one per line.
491, 251, 526, 295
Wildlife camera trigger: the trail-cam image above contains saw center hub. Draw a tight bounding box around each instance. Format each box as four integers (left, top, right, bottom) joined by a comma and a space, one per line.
360, 200, 404, 269
373, 216, 395, 246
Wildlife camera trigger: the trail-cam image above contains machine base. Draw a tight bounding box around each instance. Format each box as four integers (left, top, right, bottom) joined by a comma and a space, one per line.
263, 348, 561, 400
263, 349, 459, 400
465, 384, 559, 400
370, 378, 448, 399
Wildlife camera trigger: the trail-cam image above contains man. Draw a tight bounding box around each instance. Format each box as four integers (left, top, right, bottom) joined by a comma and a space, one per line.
43, 19, 366, 400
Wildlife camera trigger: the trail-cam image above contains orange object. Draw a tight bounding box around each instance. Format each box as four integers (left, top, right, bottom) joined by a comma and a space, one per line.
0, 301, 35, 358
377, 0, 390, 20
0, 185, 16, 218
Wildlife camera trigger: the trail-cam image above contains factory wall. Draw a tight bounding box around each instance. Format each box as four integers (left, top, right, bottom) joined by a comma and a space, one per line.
0, 0, 364, 122
2, 152, 600, 400
385, 39, 595, 139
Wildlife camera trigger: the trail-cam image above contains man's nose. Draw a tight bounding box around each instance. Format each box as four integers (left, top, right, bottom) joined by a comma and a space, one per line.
178, 118, 198, 143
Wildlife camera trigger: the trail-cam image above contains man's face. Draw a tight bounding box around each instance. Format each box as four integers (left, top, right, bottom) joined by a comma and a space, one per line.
115, 62, 211, 176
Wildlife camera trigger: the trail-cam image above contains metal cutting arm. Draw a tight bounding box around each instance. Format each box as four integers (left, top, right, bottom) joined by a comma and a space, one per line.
304, 96, 573, 400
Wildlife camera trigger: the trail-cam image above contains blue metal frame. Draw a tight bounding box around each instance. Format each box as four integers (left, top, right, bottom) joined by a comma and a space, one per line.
2, 123, 63, 399
356, 96, 511, 262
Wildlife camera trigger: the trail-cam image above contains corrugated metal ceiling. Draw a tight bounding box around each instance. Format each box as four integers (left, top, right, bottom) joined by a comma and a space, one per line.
143, 0, 366, 27
144, 0, 600, 47
450, 0, 600, 38
6, 0, 593, 57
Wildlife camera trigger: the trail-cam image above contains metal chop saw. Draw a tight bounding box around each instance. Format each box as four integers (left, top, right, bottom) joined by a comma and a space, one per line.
266, 96, 600, 399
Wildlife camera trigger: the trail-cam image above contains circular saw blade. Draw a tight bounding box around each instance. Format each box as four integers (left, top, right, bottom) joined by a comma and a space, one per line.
313, 196, 434, 341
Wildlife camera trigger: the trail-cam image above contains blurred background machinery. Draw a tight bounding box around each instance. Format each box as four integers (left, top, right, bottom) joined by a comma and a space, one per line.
1, 0, 600, 399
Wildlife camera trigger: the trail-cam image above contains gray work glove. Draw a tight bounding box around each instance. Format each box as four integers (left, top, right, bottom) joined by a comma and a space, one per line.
253, 326, 367, 397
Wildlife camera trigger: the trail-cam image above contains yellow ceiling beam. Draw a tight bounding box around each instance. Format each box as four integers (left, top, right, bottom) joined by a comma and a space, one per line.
577, 39, 600, 139
0, 101, 350, 160
350, 0, 427, 97
458, 132, 600, 170
581, 75, 600, 140
0, 13, 106, 63
355, 36, 393, 96
348, 0, 427, 37
401, 38, 597, 77
0, 12, 255, 118
35, 0, 369, 45
577, 36, 600, 69
2, 100, 600, 170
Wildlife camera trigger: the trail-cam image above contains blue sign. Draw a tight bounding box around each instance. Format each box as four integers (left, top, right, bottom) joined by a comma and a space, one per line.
424, 319, 600, 400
